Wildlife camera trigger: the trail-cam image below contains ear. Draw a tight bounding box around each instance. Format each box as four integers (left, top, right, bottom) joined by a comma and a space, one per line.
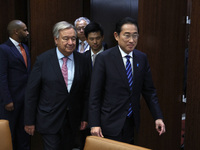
102, 35, 104, 41
86, 38, 89, 43
114, 32, 119, 41
54, 37, 58, 45
14, 29, 18, 35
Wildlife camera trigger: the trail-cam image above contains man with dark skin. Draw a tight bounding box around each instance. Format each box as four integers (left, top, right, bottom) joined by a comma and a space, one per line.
0, 20, 31, 150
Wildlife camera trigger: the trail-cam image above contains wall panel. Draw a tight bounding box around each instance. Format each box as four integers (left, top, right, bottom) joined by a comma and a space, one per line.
185, 0, 200, 149
137, 0, 187, 149
0, 0, 27, 43
29, 0, 83, 65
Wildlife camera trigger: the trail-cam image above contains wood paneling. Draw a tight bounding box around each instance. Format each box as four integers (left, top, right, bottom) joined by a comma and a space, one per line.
137, 0, 187, 149
29, 0, 83, 65
185, 0, 200, 149
0, 0, 27, 43
90, 0, 138, 48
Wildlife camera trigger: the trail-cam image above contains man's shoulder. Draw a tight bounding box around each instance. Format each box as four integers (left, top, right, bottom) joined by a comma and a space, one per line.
37, 48, 55, 58
100, 46, 118, 55
73, 50, 88, 61
0, 39, 12, 48
133, 49, 147, 57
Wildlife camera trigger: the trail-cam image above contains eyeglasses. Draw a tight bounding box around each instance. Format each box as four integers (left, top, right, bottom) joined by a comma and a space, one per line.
123, 34, 139, 40
76, 27, 85, 31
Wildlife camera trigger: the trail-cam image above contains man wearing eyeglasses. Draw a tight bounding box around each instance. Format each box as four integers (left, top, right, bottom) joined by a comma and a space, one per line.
74, 17, 90, 53
89, 17, 165, 144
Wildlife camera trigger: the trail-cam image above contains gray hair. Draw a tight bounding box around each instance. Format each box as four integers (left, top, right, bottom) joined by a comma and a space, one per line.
74, 17, 90, 26
53, 21, 77, 38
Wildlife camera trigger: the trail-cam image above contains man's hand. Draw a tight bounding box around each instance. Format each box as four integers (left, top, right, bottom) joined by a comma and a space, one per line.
80, 121, 88, 130
24, 125, 35, 136
5, 102, 14, 111
155, 119, 166, 136
91, 127, 104, 137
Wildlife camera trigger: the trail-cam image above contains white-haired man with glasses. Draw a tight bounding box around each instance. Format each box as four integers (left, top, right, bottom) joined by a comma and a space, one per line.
74, 17, 90, 53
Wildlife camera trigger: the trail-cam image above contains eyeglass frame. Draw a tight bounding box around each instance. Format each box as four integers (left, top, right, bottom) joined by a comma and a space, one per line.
76, 26, 86, 32
122, 33, 139, 40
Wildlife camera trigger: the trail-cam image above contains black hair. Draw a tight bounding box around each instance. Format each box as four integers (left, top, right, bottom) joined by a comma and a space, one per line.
84, 22, 104, 38
115, 17, 139, 34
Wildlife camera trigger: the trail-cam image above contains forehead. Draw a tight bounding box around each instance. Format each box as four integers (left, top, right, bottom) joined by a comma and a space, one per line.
18, 23, 27, 30
59, 28, 76, 36
76, 20, 87, 27
121, 23, 138, 33
88, 31, 102, 37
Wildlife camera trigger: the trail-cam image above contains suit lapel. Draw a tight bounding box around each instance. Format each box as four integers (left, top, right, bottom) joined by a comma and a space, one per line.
49, 49, 68, 91
6, 40, 26, 66
22, 43, 31, 70
132, 50, 140, 92
6, 40, 30, 69
111, 46, 130, 89
70, 52, 79, 93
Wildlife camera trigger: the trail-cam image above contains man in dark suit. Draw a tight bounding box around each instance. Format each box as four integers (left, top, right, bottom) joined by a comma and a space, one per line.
0, 20, 31, 150
77, 22, 107, 150
24, 21, 90, 150
84, 22, 107, 71
74, 17, 90, 53
89, 17, 165, 144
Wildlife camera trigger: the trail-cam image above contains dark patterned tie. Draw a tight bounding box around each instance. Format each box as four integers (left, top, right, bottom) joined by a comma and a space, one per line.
125, 55, 133, 117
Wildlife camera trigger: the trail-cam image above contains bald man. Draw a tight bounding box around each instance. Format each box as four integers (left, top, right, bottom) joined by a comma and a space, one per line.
0, 20, 31, 150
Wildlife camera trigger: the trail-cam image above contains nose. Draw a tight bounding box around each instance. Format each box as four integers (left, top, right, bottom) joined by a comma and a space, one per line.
129, 36, 134, 42
67, 38, 74, 45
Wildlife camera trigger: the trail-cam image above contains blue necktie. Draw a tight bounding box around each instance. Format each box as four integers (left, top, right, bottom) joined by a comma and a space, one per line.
125, 55, 133, 117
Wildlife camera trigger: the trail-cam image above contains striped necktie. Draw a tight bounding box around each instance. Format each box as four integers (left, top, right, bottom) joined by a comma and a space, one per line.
125, 55, 133, 117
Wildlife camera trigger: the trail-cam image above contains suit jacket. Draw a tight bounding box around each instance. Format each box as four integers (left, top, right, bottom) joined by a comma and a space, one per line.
84, 47, 107, 74
0, 39, 31, 106
24, 48, 90, 134
89, 46, 163, 136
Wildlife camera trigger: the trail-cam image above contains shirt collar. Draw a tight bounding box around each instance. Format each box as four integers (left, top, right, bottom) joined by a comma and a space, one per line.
56, 47, 74, 61
91, 47, 104, 56
118, 45, 133, 58
9, 37, 20, 47
79, 39, 88, 45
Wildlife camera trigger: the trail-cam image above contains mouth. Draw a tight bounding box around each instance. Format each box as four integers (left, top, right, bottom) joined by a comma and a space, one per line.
93, 45, 98, 48
66, 46, 75, 50
127, 44, 134, 48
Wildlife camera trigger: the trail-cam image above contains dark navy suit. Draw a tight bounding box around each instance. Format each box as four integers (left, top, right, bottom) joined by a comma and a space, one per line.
89, 46, 163, 138
24, 48, 89, 149
0, 39, 31, 150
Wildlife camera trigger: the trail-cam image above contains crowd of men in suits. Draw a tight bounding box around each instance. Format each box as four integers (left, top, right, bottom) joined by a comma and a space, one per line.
0, 17, 165, 150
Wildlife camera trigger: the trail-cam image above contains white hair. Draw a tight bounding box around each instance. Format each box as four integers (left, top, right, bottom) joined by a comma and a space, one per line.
53, 21, 77, 38
74, 17, 90, 26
